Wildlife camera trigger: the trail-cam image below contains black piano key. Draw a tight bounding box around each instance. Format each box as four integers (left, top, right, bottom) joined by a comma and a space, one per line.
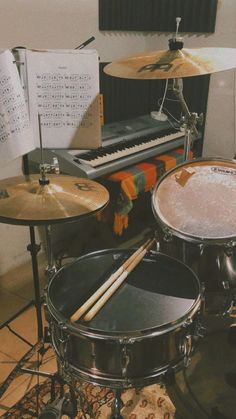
77, 127, 179, 163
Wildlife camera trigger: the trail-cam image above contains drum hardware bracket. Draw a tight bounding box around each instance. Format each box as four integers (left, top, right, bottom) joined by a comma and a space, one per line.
224, 241, 236, 257
36, 372, 78, 419
39, 157, 60, 179
153, 230, 161, 252
38, 113, 60, 185
183, 338, 193, 368
183, 317, 193, 328
111, 388, 124, 419
222, 298, 236, 318
163, 228, 173, 243
194, 320, 206, 340
121, 344, 131, 379
58, 322, 70, 370
222, 280, 230, 290
199, 244, 206, 256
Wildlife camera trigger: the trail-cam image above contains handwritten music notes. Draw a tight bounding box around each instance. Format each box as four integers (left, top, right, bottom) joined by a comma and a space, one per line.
25, 49, 101, 149
0, 50, 35, 165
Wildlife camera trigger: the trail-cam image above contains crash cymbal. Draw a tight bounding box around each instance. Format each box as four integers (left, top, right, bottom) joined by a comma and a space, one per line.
0, 174, 109, 225
104, 47, 236, 79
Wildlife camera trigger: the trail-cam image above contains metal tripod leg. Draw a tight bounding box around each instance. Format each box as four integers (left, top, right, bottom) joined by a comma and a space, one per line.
0, 341, 43, 398
28, 225, 44, 340
0, 226, 46, 399
111, 389, 124, 419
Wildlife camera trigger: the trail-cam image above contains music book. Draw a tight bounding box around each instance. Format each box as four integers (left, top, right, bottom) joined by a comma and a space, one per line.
0, 48, 101, 165
0, 50, 34, 164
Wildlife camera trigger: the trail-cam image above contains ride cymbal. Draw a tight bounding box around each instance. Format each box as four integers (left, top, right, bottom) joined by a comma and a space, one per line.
0, 174, 109, 225
104, 47, 236, 79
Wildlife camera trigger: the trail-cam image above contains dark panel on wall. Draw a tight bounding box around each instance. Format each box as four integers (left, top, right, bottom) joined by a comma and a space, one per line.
100, 63, 210, 127
99, 0, 218, 33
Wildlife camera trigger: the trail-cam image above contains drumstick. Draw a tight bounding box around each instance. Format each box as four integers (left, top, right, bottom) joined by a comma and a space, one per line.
83, 238, 155, 322
70, 238, 153, 322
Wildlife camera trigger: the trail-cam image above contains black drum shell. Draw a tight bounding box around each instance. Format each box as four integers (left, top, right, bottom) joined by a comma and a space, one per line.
152, 158, 236, 312
156, 228, 236, 313
166, 313, 236, 419
46, 249, 202, 388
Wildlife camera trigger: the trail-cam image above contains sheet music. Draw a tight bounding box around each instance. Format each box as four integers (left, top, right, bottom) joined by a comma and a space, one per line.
26, 49, 101, 149
0, 50, 35, 165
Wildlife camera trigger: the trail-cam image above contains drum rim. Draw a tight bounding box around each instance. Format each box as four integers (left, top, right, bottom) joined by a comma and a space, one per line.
45, 248, 202, 341
152, 157, 236, 245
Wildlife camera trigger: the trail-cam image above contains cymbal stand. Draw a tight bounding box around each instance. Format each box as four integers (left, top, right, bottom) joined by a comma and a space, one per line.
28, 225, 44, 341
172, 77, 203, 161
172, 77, 204, 266
0, 225, 51, 400
45, 225, 57, 282
0, 146, 60, 399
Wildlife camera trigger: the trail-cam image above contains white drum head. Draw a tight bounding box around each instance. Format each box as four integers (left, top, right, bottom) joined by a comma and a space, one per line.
152, 159, 236, 243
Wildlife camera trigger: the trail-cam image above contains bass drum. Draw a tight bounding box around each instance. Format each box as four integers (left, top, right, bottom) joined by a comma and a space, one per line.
152, 158, 236, 312
167, 313, 236, 419
46, 249, 202, 389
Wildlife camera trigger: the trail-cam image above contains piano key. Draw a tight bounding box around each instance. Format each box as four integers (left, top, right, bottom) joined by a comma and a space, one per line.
27, 114, 201, 179
78, 129, 183, 167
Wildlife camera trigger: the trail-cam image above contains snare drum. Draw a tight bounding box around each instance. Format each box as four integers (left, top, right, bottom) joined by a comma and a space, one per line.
152, 158, 236, 310
46, 249, 201, 389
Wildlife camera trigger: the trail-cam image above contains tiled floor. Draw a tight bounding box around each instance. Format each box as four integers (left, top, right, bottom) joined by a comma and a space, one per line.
0, 253, 57, 416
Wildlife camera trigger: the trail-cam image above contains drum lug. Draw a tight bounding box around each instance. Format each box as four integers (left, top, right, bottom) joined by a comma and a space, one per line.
179, 334, 192, 366
58, 322, 70, 370
163, 228, 173, 243
199, 244, 206, 256
222, 280, 230, 290
224, 241, 236, 257
183, 318, 193, 328
194, 318, 206, 339
119, 339, 133, 380
153, 231, 160, 252
121, 347, 130, 377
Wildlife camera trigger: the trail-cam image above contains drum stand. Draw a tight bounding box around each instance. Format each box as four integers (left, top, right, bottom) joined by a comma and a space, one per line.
111, 389, 124, 419
0, 224, 56, 399
0, 221, 80, 417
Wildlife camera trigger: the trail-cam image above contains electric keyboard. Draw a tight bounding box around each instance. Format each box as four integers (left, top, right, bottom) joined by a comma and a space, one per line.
28, 115, 194, 179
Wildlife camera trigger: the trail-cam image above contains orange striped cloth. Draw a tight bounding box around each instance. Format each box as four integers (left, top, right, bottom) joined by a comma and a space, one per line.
99, 147, 192, 235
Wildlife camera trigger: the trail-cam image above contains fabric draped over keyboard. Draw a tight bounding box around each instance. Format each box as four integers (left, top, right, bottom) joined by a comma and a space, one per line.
99, 147, 192, 235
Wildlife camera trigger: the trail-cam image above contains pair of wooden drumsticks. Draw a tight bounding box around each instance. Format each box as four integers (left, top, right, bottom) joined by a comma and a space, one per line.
70, 238, 155, 323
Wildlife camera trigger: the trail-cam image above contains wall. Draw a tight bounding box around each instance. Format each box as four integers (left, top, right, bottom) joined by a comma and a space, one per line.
0, 0, 235, 274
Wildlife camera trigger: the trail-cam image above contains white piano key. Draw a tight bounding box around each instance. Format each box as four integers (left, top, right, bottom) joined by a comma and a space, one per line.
79, 131, 183, 167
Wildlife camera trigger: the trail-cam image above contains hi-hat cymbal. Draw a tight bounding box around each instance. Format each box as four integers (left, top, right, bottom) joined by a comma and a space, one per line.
0, 174, 109, 225
104, 47, 236, 79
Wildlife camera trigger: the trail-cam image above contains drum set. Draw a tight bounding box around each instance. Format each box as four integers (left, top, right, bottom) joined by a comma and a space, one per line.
1, 31, 236, 419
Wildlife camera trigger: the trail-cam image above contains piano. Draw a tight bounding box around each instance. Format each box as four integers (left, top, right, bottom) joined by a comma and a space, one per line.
27, 114, 197, 179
